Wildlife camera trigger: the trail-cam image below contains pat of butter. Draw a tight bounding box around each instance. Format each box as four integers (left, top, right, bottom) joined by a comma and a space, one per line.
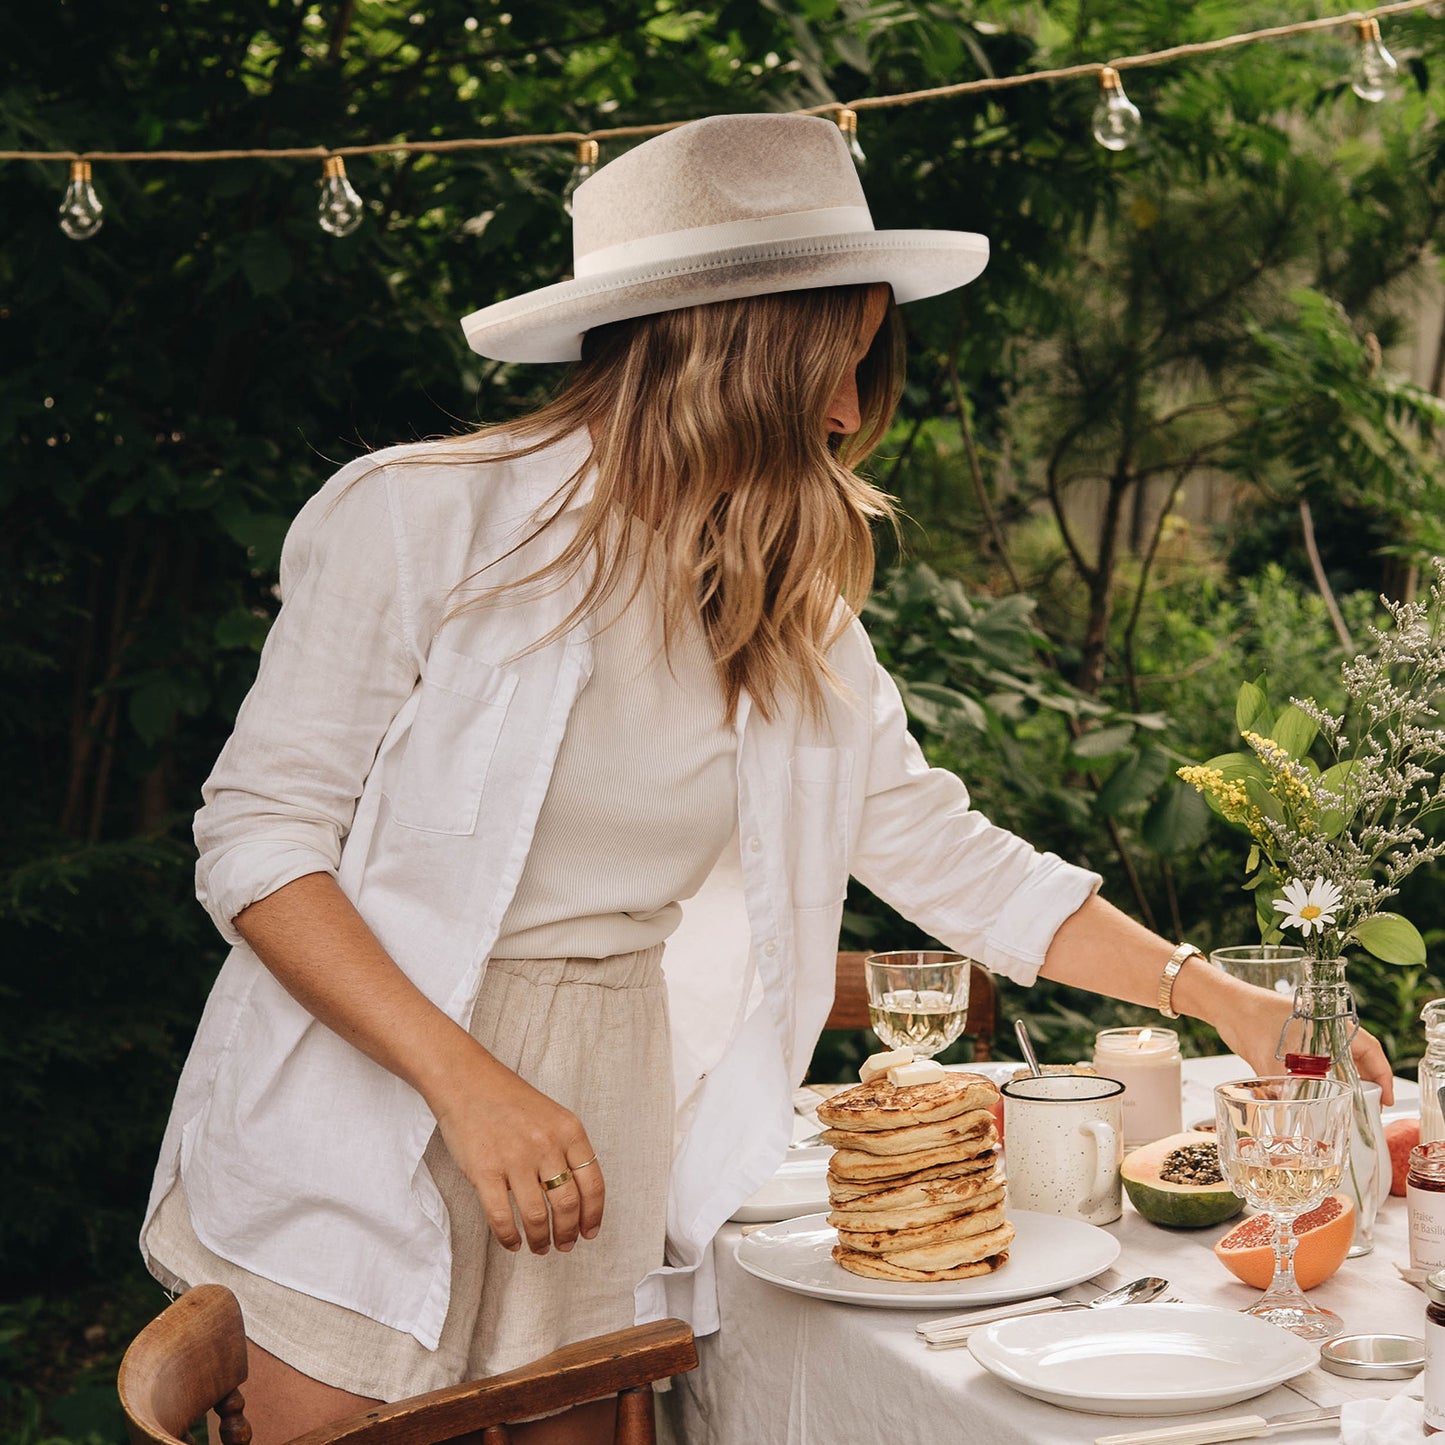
859, 1046, 914, 1084
887, 1059, 946, 1087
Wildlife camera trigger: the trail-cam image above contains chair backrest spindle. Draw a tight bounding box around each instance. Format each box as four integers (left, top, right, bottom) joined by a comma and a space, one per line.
616, 1385, 655, 1445
217, 1388, 254, 1445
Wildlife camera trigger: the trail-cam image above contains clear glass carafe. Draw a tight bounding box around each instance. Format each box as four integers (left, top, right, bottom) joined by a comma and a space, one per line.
1421, 999, 1445, 1145
1285, 957, 1386, 1256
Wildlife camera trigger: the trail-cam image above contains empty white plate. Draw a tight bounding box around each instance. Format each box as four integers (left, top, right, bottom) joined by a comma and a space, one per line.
730, 1146, 832, 1224
967, 1302, 1317, 1415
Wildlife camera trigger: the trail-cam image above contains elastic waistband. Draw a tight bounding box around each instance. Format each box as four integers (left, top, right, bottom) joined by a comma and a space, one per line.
484, 942, 665, 991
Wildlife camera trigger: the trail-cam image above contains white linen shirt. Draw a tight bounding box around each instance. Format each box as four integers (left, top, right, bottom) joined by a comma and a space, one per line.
142, 429, 1101, 1346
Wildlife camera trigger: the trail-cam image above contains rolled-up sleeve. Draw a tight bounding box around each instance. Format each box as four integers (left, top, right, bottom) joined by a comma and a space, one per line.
849, 631, 1100, 986
195, 459, 420, 944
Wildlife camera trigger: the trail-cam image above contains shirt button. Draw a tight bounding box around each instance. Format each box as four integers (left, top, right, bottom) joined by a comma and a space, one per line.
748, 836, 763, 853
763, 942, 777, 958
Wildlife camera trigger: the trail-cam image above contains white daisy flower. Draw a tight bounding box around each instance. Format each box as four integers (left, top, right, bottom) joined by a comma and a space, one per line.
1273, 877, 1343, 937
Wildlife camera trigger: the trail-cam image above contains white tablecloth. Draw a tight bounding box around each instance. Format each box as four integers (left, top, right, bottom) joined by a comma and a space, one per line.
659, 1058, 1422, 1445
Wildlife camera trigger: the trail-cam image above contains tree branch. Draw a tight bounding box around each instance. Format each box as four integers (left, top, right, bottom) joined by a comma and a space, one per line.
1121, 468, 1192, 712
948, 365, 1025, 593
328, 0, 357, 63
1299, 496, 1354, 653
1045, 418, 1098, 588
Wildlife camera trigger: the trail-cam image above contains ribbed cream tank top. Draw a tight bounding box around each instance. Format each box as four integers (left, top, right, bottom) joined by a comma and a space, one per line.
492, 524, 738, 959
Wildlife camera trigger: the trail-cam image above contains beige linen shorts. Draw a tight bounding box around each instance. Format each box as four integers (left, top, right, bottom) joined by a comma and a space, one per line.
145, 947, 673, 1401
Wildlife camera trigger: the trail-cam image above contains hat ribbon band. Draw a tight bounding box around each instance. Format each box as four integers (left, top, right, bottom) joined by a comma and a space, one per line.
573, 205, 875, 279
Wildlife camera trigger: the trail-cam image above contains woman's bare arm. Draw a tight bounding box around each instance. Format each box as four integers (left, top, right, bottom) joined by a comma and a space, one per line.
1038, 893, 1395, 1105
232, 872, 605, 1252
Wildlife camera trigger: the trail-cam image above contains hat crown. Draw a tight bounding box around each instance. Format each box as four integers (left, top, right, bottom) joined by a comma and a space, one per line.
573, 114, 869, 265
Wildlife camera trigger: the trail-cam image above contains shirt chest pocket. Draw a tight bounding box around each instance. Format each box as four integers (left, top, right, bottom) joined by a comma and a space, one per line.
787, 746, 852, 910
391, 647, 519, 836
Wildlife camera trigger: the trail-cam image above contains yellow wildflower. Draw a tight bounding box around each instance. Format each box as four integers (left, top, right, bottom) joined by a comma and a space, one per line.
1177, 766, 1252, 825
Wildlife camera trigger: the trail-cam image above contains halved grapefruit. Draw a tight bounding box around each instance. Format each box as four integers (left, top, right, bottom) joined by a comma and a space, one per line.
1212, 1193, 1354, 1290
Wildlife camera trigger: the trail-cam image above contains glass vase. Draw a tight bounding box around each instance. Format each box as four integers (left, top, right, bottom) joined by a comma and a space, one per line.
1286, 956, 1386, 1256
1420, 998, 1445, 1144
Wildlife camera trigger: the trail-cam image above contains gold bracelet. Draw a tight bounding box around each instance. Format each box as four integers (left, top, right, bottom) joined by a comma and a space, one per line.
1157, 942, 1204, 1019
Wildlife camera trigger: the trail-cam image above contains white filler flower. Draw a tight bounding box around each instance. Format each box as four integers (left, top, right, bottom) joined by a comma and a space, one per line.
1273, 877, 1343, 937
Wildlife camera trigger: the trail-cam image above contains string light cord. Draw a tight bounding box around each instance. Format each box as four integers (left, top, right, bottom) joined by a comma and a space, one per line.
0, 0, 1434, 167
835, 0, 1434, 115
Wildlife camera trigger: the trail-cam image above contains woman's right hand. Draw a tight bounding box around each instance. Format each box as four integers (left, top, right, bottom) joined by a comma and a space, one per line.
232, 874, 606, 1257
429, 1050, 605, 1255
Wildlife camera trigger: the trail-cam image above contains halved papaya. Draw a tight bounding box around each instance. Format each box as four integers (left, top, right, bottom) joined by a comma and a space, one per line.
1213, 1193, 1355, 1290
1121, 1132, 1245, 1228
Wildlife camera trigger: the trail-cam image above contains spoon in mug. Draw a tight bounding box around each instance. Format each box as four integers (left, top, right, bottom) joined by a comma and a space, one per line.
1014, 1018, 1044, 1077
918, 1276, 1172, 1346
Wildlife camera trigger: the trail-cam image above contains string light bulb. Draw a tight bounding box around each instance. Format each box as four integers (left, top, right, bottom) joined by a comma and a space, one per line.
563, 139, 599, 216
58, 160, 104, 240
1351, 17, 1399, 102
317, 156, 364, 237
1092, 66, 1142, 151
836, 108, 866, 170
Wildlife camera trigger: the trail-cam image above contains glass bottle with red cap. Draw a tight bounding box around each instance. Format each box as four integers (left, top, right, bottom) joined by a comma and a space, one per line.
1283, 957, 1383, 1256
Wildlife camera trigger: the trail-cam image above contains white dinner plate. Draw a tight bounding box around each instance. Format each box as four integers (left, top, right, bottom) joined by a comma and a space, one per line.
730, 1147, 833, 1224
967, 1303, 1317, 1415
942, 1061, 1030, 1088
734, 1209, 1120, 1309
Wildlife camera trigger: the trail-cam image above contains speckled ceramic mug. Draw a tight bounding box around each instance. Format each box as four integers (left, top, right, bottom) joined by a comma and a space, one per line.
1002, 1074, 1125, 1225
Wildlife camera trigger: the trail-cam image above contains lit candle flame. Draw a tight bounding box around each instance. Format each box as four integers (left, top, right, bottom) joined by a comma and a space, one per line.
1138, 1027, 1153, 1046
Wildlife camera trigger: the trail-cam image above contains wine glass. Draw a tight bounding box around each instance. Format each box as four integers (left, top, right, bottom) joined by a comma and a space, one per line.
1209, 945, 1306, 1003
1214, 1076, 1353, 1340
864, 951, 975, 1060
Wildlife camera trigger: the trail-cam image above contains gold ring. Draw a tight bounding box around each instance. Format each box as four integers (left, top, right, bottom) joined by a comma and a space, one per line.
542, 1169, 572, 1192
571, 1156, 599, 1171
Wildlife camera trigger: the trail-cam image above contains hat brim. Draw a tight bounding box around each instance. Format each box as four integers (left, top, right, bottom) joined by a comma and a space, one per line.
460, 229, 989, 363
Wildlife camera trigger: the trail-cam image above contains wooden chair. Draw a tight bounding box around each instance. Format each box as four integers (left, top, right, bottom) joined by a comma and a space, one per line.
826, 951, 997, 1060
118, 1284, 698, 1445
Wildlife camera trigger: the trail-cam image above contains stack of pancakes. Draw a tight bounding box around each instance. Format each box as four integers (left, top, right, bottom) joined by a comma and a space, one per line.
819, 1072, 1012, 1282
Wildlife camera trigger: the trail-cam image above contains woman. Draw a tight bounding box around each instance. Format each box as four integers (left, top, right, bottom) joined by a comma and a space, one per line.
142, 113, 1394, 1445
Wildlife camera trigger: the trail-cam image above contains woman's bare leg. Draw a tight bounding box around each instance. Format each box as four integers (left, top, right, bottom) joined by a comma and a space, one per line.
208, 1338, 620, 1445
512, 1397, 617, 1444
208, 1339, 378, 1445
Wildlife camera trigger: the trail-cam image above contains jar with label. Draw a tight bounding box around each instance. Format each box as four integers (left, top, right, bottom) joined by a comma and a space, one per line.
1422, 999, 1445, 1144
1427, 1267, 1445, 1435
1412, 1142, 1445, 1273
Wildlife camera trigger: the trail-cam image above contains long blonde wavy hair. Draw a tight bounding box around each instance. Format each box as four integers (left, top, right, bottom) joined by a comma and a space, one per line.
453, 282, 903, 723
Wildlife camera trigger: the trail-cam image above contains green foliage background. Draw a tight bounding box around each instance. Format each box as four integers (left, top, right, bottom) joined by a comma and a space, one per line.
6, 0, 1445, 1437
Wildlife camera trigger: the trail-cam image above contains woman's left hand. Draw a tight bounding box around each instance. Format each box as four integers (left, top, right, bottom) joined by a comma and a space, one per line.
1211, 986, 1395, 1106
1038, 897, 1397, 1107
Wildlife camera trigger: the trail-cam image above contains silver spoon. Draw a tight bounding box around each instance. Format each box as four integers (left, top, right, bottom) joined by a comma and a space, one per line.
1014, 1017, 1043, 1077
1062, 1275, 1171, 1310
919, 1276, 1171, 1346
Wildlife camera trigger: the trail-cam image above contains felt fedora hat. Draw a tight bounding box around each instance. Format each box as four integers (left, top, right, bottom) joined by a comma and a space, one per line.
460, 112, 989, 363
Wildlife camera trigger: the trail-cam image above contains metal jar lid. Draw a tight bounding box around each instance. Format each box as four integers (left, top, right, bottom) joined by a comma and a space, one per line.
1429, 1267, 1445, 1307
1319, 1333, 1426, 1379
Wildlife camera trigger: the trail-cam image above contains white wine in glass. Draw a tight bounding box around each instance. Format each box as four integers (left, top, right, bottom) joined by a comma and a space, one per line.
865, 951, 974, 1060
1229, 1136, 1344, 1212
1214, 1076, 1352, 1341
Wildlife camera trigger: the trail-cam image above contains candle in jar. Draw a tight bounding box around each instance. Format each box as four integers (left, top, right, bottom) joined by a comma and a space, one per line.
1091, 1027, 1182, 1148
